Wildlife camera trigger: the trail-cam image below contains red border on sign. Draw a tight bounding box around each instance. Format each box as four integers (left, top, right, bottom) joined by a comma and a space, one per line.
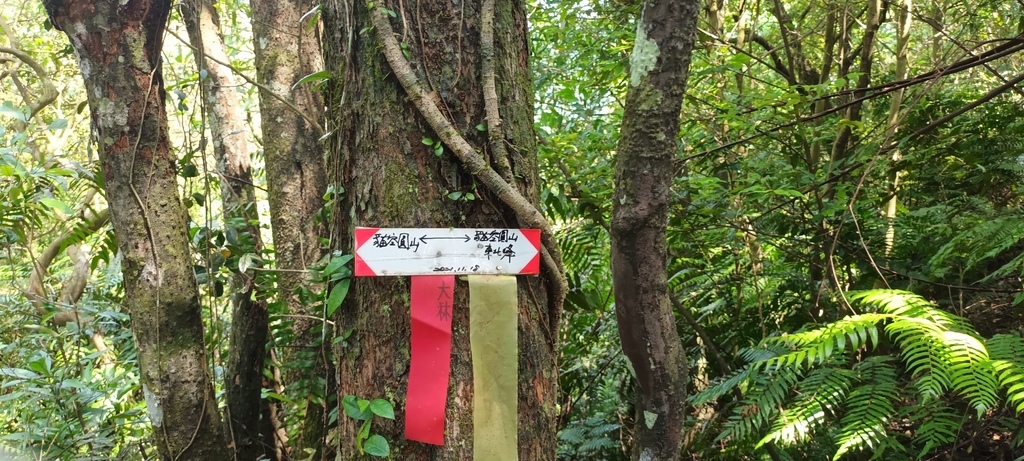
522, 228, 541, 275
354, 227, 379, 276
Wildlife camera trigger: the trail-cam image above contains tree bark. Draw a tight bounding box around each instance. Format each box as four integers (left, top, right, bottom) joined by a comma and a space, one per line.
40, 1, 229, 459
249, 0, 331, 456
321, 0, 559, 457
611, 0, 700, 459
179, 1, 273, 458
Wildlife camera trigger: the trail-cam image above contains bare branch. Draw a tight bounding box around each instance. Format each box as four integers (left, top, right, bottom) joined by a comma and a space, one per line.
0, 46, 59, 121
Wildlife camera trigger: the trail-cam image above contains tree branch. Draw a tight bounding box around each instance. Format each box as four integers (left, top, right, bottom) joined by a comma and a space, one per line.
480, 0, 514, 185
369, 4, 567, 323
0, 46, 59, 121
165, 28, 326, 137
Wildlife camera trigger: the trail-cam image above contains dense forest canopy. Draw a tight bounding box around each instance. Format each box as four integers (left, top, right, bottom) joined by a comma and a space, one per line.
2, 0, 1024, 459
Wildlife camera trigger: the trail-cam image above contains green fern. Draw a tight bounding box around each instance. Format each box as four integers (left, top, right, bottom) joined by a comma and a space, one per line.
758, 313, 890, 372
833, 357, 900, 459
927, 217, 1024, 279
697, 290, 1024, 459
717, 364, 802, 443
987, 334, 1024, 412
904, 402, 963, 458
757, 365, 854, 448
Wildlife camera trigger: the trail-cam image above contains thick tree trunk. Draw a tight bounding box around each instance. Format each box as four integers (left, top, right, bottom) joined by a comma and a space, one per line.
610, 0, 700, 460
249, 0, 331, 456
180, 1, 273, 459
321, 0, 558, 457
41, 1, 229, 459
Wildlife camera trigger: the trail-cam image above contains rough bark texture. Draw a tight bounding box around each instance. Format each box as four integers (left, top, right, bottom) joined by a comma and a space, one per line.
249, 0, 331, 457
40, 1, 229, 459
610, 0, 700, 459
180, 1, 272, 458
321, 0, 558, 457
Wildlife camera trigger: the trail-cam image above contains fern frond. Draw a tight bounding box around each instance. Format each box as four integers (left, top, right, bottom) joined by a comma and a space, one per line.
904, 402, 963, 458
943, 331, 999, 416
718, 365, 802, 443
760, 313, 890, 371
689, 366, 753, 407
987, 334, 1024, 413
927, 217, 1024, 277
757, 366, 854, 448
833, 357, 899, 459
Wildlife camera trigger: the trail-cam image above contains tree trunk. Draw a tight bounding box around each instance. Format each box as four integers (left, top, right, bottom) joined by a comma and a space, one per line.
179, 1, 273, 458
611, 0, 700, 460
41, 1, 229, 459
249, 0, 331, 456
321, 0, 559, 457
882, 0, 912, 261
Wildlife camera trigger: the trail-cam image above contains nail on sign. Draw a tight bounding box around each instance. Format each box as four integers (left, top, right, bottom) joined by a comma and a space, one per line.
354, 227, 540, 277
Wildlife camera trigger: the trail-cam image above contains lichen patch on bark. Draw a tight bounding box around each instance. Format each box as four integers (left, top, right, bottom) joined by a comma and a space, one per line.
629, 18, 660, 87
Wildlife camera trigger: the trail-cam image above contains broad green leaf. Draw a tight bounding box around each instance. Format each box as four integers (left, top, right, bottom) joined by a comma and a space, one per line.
0, 102, 27, 122
323, 254, 353, 277
364, 435, 390, 457
326, 279, 350, 316
369, 399, 394, 419
47, 118, 68, 130
343, 395, 370, 420
38, 197, 73, 215
0, 367, 39, 380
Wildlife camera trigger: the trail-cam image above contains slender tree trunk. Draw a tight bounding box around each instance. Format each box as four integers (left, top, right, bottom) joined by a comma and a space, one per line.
321, 0, 559, 457
249, 0, 332, 457
611, 0, 700, 460
180, 1, 274, 459
41, 1, 229, 459
882, 0, 912, 261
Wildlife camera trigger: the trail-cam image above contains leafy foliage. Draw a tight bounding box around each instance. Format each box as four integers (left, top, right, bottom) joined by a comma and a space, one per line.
692, 290, 1024, 459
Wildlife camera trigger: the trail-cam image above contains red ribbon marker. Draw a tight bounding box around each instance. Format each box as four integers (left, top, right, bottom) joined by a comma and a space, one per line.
404, 275, 455, 445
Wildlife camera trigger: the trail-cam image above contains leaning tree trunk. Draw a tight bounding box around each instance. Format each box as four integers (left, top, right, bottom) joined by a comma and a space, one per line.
41, 0, 229, 459
249, 0, 331, 456
611, 0, 700, 459
180, 0, 273, 458
321, 0, 561, 457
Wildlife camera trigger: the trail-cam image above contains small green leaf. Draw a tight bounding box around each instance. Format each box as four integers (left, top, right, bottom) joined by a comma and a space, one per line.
292, 70, 332, 90
343, 395, 371, 420
422, 137, 434, 146
47, 118, 68, 130
238, 253, 259, 274
261, 391, 295, 404
464, 192, 475, 201
475, 123, 487, 131
323, 255, 353, 277
434, 144, 444, 156
447, 191, 463, 200
181, 163, 199, 178
0, 102, 27, 122
364, 435, 390, 457
326, 279, 350, 316
369, 399, 394, 419
38, 198, 73, 215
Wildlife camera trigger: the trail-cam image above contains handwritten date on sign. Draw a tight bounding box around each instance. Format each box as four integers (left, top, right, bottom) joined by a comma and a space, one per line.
354, 228, 541, 276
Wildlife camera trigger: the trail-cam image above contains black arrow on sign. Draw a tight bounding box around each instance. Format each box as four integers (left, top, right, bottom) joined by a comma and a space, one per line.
420, 234, 471, 244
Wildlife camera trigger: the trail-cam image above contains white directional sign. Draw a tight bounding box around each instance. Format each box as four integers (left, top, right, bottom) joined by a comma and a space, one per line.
354, 227, 541, 276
